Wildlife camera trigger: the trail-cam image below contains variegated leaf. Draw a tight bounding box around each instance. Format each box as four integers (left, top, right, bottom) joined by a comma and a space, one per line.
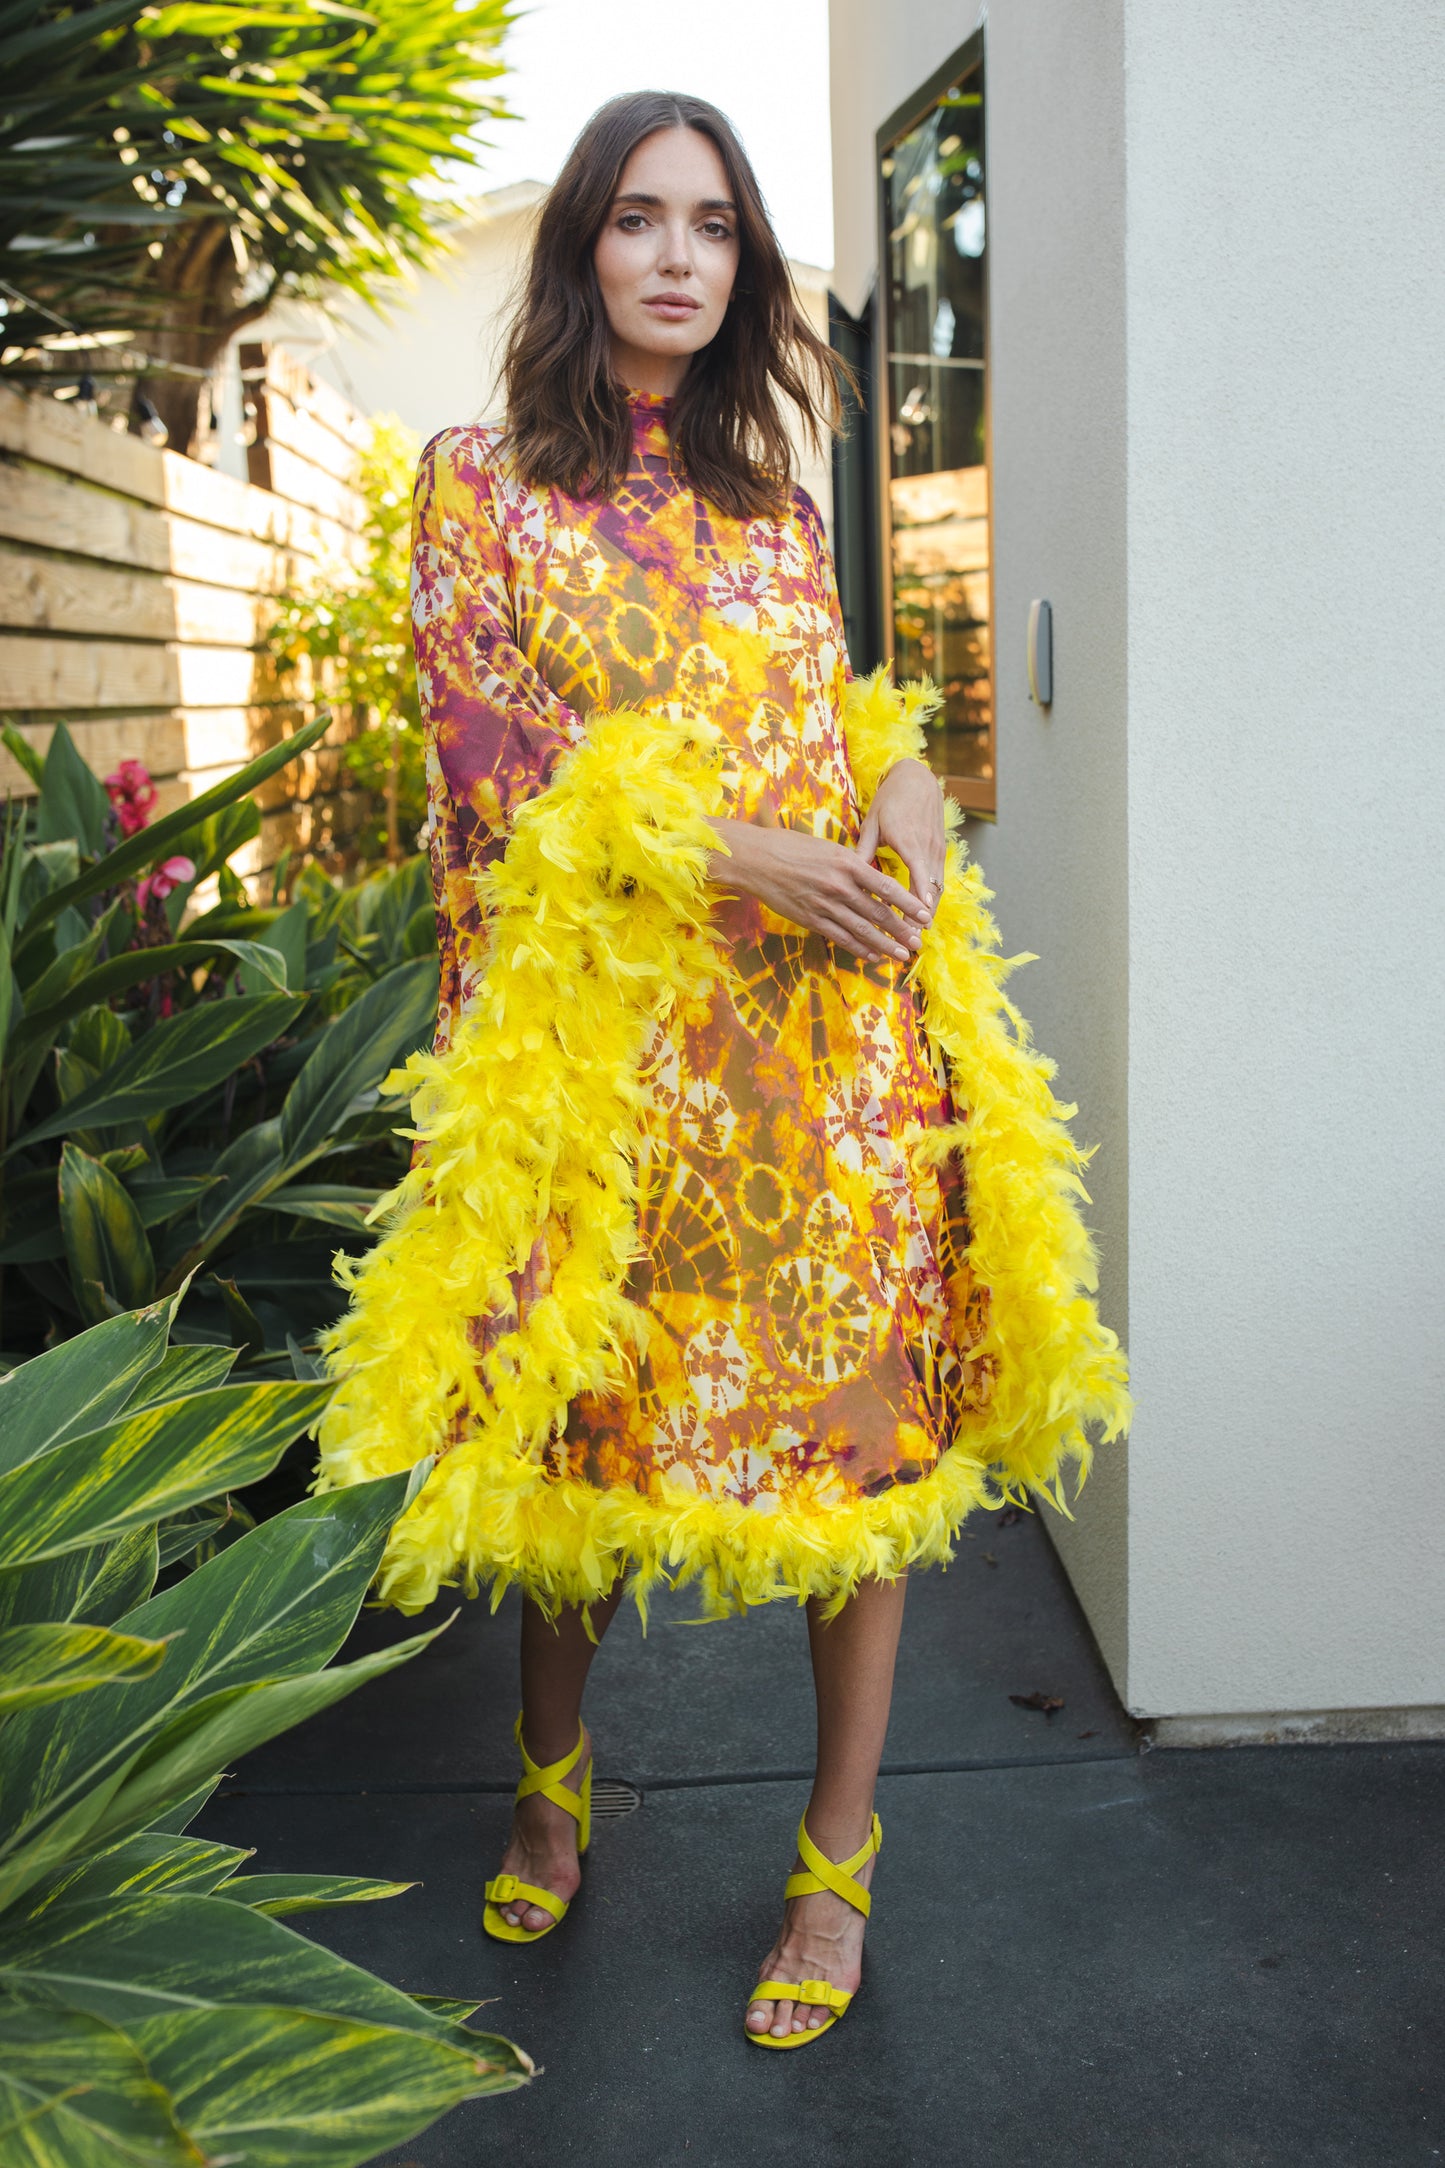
0, 1475, 410, 1909
0, 1295, 180, 1479
0, 1381, 333, 1569
0, 1623, 169, 1711
134, 2001, 529, 2166
0, 1999, 200, 2167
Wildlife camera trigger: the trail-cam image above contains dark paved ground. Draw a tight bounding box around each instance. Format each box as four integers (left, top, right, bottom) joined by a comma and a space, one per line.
200, 1508, 1445, 2167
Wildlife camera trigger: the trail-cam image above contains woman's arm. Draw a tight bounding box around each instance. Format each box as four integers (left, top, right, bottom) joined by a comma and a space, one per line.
705, 817, 931, 965
705, 492, 948, 966
412, 431, 584, 834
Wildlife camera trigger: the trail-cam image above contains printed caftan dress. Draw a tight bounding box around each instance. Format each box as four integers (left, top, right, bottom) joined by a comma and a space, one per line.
411, 389, 994, 1527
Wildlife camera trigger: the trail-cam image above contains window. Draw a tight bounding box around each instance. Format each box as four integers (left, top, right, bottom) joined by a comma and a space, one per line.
878, 35, 993, 812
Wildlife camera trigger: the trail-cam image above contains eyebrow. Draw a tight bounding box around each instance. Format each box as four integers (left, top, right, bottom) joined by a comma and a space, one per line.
612, 190, 737, 213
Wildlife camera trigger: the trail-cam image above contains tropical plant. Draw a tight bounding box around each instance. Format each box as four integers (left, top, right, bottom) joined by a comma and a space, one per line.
0, 0, 513, 452
0, 1293, 530, 2163
0, 711, 438, 1377
268, 414, 426, 865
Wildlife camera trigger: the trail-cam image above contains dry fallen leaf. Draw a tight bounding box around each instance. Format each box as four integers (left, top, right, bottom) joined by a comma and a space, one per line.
1009, 1691, 1065, 1716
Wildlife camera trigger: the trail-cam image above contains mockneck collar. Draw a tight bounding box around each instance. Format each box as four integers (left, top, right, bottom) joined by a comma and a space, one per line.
624, 385, 675, 459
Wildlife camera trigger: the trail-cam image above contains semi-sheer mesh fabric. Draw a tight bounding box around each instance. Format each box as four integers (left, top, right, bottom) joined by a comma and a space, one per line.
411, 391, 995, 1520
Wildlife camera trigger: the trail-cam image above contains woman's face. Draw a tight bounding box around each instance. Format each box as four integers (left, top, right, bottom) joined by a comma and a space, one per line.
593, 126, 740, 394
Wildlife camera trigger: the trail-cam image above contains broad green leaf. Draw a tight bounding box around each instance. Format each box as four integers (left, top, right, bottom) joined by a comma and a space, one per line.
14, 995, 301, 1150
0, 2000, 200, 2168
154, 1510, 231, 1570
60, 1141, 157, 1322
127, 1176, 217, 1230
122, 1344, 236, 1413
0, 1622, 169, 1711
208, 1273, 266, 1361
143, 1781, 220, 1838
280, 953, 437, 1165
287, 1333, 323, 1382
216, 1871, 410, 1915
0, 1530, 159, 1636
93, 1624, 442, 1844
16, 895, 126, 1016
0, 1474, 411, 1904
269, 1183, 380, 1229
25, 1833, 250, 1920
0, 1380, 333, 1569
35, 721, 111, 859
192, 1115, 288, 1244
0, 1294, 180, 1478
238, 897, 307, 993
134, 2002, 529, 2167
8, 938, 290, 1056
14, 711, 332, 962
0, 1884, 475, 2041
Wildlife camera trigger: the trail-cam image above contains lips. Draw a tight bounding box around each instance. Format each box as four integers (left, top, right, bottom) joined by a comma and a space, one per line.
643, 295, 701, 316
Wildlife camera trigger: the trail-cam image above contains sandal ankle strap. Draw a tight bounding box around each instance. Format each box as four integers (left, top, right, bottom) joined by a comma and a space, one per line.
513, 1709, 586, 1826
783, 1811, 882, 1917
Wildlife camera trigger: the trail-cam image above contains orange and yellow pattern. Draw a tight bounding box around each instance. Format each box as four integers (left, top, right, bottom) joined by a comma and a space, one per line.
412, 392, 991, 1522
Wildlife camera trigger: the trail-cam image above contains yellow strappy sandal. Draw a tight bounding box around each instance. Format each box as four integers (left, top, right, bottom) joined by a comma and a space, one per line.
746, 1810, 883, 2048
482, 1712, 592, 1944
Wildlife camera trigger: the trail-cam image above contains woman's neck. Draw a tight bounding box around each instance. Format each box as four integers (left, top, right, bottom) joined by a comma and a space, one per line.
608, 339, 690, 397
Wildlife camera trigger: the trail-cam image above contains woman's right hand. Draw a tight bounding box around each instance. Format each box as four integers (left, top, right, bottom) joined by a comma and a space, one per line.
705, 818, 931, 965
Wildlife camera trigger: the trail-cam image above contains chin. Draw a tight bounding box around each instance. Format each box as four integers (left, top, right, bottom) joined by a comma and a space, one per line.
626, 317, 717, 360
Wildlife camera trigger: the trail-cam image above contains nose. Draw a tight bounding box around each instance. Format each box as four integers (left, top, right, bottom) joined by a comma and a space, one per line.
656, 219, 695, 280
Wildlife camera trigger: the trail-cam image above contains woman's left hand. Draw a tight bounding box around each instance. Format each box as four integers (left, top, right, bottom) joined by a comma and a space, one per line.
855, 758, 948, 927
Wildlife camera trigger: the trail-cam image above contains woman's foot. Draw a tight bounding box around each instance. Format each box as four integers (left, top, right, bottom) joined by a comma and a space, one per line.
746, 1834, 876, 2040
492, 1726, 592, 1933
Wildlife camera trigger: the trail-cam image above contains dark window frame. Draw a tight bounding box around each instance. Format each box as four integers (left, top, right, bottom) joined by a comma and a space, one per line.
875, 26, 996, 817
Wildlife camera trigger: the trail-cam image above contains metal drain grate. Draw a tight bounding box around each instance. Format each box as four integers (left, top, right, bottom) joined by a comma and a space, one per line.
590, 1778, 642, 1820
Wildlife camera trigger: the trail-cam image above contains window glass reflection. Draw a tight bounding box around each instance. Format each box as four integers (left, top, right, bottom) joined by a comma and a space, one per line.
882, 67, 992, 795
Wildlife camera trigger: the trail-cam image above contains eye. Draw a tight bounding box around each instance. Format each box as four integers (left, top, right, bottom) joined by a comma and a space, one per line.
701, 219, 735, 241
616, 211, 649, 232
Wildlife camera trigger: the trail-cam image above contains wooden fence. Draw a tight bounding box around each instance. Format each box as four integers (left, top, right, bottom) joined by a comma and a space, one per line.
0, 348, 372, 879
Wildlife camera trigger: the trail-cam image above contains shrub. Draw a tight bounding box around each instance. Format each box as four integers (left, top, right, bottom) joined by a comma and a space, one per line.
268, 416, 426, 868
0, 712, 438, 1382
0, 1295, 530, 2162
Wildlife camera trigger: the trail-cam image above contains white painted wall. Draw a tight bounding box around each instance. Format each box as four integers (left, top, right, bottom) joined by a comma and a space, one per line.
830, 0, 1445, 1722
1122, 0, 1445, 1718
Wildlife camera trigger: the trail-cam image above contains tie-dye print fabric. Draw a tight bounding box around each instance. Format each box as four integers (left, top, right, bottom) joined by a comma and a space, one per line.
411, 390, 994, 1522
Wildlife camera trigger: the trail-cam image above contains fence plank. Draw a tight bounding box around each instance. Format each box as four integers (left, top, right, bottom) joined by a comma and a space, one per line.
252, 440, 364, 533
0, 703, 323, 798
0, 384, 166, 506
0, 546, 265, 647
0, 634, 269, 712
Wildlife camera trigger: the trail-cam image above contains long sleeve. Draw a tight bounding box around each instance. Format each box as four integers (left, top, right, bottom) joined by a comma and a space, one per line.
793, 485, 855, 689
410, 428, 585, 839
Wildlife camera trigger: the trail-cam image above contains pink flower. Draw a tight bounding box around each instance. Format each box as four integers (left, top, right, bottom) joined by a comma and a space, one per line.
136, 855, 195, 911
106, 758, 158, 837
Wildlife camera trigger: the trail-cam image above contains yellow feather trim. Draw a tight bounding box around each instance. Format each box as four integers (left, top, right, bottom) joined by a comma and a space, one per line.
315, 678, 1130, 1617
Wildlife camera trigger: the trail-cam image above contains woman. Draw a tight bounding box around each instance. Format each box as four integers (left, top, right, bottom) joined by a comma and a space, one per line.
318, 92, 1128, 2048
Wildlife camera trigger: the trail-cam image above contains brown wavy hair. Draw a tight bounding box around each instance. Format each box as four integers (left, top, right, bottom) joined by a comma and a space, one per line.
502, 91, 846, 520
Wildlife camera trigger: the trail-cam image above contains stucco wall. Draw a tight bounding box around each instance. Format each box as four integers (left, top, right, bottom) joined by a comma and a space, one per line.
1122, 0, 1445, 1716
830, 0, 1445, 1720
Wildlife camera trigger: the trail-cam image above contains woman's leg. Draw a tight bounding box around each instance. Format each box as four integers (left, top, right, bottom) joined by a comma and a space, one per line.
746, 1573, 908, 2039
493, 1587, 623, 1930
